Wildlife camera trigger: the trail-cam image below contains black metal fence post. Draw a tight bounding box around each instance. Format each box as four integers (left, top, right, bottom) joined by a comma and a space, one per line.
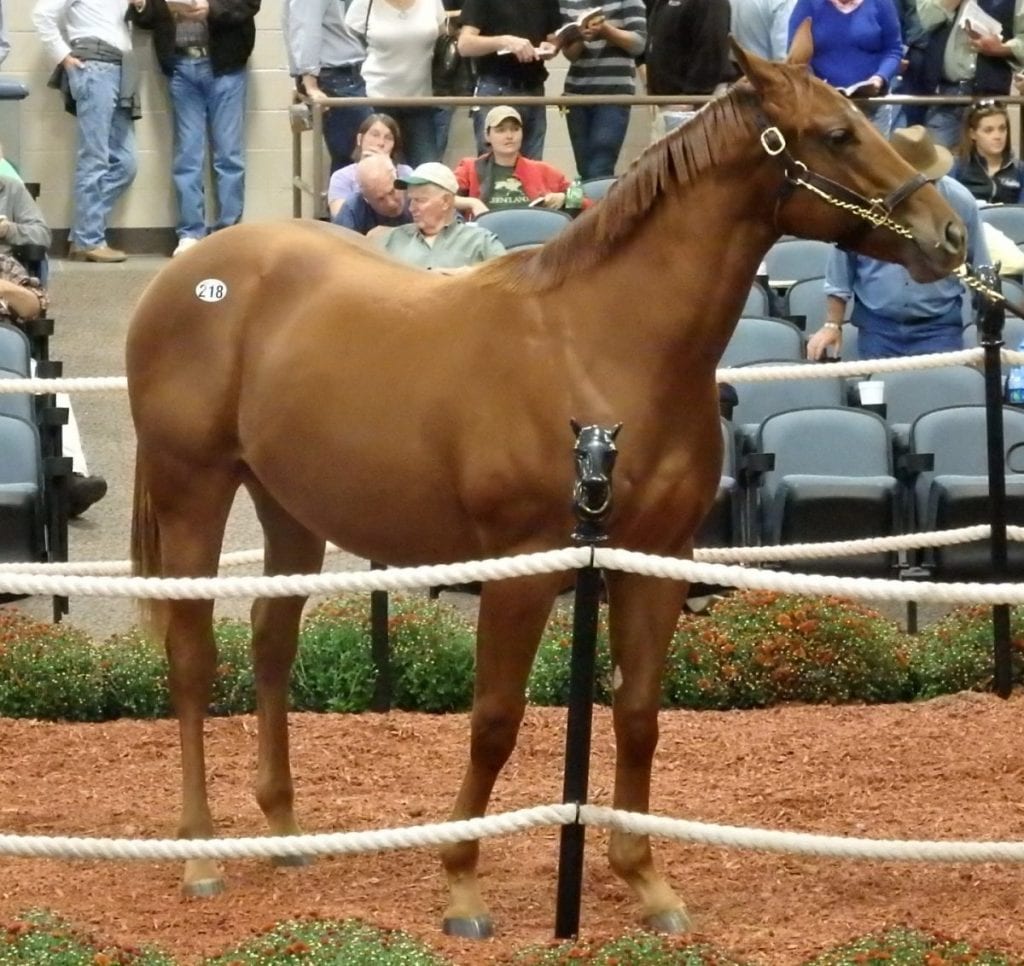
976, 267, 1013, 698
369, 561, 391, 711
555, 421, 620, 939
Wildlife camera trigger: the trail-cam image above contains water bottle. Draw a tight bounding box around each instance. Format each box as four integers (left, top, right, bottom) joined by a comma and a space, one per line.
564, 178, 584, 211
1007, 338, 1024, 405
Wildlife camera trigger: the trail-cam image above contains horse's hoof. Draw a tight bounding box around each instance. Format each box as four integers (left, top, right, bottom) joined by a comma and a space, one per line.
644, 908, 692, 934
272, 853, 315, 869
442, 915, 494, 939
182, 877, 225, 899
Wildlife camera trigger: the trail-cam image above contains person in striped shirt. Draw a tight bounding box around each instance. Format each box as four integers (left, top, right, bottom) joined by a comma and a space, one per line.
560, 0, 646, 179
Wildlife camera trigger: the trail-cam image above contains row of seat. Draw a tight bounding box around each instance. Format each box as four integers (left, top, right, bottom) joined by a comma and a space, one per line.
700, 403, 1024, 582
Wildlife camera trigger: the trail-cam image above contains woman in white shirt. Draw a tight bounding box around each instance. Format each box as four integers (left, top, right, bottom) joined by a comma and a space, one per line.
346, 0, 446, 167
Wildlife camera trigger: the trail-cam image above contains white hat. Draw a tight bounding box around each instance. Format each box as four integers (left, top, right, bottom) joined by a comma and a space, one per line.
485, 105, 522, 130
394, 162, 459, 195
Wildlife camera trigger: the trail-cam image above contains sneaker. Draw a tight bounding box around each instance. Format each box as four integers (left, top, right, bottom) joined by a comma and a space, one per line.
68, 473, 108, 518
68, 244, 127, 263
173, 236, 200, 257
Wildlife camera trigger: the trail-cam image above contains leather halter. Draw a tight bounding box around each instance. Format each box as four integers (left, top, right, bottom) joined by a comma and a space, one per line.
756, 118, 930, 246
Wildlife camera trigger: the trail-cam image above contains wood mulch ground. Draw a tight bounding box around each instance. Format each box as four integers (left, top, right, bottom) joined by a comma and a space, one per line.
1, 695, 1023, 964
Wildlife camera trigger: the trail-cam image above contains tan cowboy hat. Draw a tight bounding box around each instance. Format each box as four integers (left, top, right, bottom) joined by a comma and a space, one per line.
889, 125, 954, 181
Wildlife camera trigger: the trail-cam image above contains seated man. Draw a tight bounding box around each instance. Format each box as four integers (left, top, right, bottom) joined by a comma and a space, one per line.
453, 106, 588, 213
335, 154, 412, 235
0, 178, 107, 517
384, 162, 506, 271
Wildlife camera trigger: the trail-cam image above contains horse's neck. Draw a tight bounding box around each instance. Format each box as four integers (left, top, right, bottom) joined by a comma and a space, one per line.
570, 164, 780, 371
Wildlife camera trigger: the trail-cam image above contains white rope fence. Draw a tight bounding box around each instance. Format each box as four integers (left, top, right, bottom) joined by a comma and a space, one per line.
0, 346, 1016, 394
5, 802, 1024, 864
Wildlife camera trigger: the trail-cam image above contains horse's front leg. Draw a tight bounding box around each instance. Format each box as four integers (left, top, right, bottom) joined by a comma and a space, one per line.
440, 572, 564, 938
605, 569, 692, 933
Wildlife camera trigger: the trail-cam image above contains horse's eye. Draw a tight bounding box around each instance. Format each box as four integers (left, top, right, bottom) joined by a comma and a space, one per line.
826, 128, 854, 148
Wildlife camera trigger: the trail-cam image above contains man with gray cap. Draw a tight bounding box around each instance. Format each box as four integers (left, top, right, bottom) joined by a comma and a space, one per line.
807, 125, 988, 360
383, 161, 506, 271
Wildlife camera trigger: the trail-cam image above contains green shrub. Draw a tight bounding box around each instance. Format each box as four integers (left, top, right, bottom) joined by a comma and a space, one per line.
205, 917, 449, 965
804, 925, 1021, 965
209, 619, 256, 716
527, 606, 614, 707
293, 605, 377, 713
0, 910, 172, 964
513, 930, 749, 964
0, 612, 106, 721
666, 592, 912, 710
908, 605, 1024, 699
100, 628, 171, 719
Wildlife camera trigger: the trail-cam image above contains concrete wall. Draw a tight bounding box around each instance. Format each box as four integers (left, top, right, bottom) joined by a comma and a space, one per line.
1, 1, 652, 234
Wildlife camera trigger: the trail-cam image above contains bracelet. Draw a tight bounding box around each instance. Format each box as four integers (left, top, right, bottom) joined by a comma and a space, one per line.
822, 321, 843, 331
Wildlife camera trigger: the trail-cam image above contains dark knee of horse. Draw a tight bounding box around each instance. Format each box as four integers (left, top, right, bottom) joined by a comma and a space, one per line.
614, 703, 660, 764
255, 776, 295, 818
469, 702, 525, 770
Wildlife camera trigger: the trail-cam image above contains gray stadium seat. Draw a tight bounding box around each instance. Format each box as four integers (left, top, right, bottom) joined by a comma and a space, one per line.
720, 316, 804, 368
472, 207, 573, 249
0, 321, 31, 375
763, 238, 833, 287
980, 204, 1024, 246
581, 176, 616, 203
0, 413, 44, 567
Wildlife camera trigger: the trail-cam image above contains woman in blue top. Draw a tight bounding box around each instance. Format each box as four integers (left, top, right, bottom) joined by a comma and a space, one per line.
788, 0, 903, 132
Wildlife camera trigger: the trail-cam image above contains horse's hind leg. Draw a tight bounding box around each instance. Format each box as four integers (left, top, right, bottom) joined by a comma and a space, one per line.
245, 479, 326, 863
440, 572, 563, 938
604, 570, 692, 933
148, 457, 239, 897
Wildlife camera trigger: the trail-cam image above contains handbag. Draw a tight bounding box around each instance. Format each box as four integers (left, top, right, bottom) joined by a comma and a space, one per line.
432, 19, 476, 97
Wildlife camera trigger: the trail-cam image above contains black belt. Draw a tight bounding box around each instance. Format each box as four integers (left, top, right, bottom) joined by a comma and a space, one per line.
177, 45, 209, 58
321, 62, 362, 75
937, 79, 974, 94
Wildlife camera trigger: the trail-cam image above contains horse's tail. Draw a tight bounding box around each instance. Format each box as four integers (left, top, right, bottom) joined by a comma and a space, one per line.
130, 448, 168, 641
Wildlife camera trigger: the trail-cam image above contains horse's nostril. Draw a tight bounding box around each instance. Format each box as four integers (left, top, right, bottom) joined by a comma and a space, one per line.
944, 220, 965, 254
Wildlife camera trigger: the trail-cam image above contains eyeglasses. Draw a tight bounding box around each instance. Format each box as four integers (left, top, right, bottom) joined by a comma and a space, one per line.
971, 98, 1006, 112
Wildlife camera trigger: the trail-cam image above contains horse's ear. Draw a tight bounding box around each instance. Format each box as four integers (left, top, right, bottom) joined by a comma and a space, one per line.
610, 422, 623, 440
730, 37, 783, 98
570, 418, 582, 436
787, 18, 814, 67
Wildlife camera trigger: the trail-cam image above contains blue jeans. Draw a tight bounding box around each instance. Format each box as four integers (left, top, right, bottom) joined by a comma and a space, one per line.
472, 76, 546, 159
854, 304, 964, 359
434, 107, 454, 158
318, 68, 372, 172
924, 102, 967, 151
169, 58, 247, 239
566, 103, 630, 179
65, 61, 137, 249
389, 106, 439, 167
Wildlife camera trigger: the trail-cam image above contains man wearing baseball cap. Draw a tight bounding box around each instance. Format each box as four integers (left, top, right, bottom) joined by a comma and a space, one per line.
383, 162, 506, 271
453, 105, 586, 212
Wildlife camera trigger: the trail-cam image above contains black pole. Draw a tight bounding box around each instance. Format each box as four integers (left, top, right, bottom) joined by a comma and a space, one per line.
369, 561, 391, 711
554, 420, 620, 939
976, 267, 1013, 698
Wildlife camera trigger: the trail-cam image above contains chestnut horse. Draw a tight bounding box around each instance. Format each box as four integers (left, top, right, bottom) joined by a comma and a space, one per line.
127, 38, 964, 935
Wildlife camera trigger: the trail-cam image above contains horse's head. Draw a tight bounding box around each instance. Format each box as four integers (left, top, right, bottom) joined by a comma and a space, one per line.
570, 419, 621, 520
732, 24, 965, 282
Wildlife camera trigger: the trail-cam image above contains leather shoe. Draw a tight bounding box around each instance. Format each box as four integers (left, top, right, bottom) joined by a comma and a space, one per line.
68, 244, 127, 263
68, 472, 108, 518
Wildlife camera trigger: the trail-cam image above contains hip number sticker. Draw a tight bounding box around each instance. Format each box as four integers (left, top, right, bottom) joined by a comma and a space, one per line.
195, 278, 228, 302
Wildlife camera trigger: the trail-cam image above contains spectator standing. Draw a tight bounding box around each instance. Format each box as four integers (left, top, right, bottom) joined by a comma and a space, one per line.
344, 0, 445, 167
807, 126, 989, 360
132, 0, 259, 257
953, 98, 1024, 202
384, 161, 506, 268
730, 0, 796, 60
917, 0, 1024, 149
282, 0, 371, 171
643, 0, 732, 135
787, 0, 903, 134
33, 0, 146, 263
457, 0, 562, 159
434, 0, 462, 157
327, 112, 411, 217
0, 1, 9, 67
453, 105, 587, 211
336, 153, 413, 232
559, 0, 646, 179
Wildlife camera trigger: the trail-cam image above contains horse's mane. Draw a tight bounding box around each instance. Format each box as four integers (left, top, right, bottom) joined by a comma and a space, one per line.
473, 83, 767, 294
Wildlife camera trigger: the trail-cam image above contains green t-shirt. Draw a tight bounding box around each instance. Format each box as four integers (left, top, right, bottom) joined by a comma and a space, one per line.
0, 159, 21, 182
487, 164, 530, 209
